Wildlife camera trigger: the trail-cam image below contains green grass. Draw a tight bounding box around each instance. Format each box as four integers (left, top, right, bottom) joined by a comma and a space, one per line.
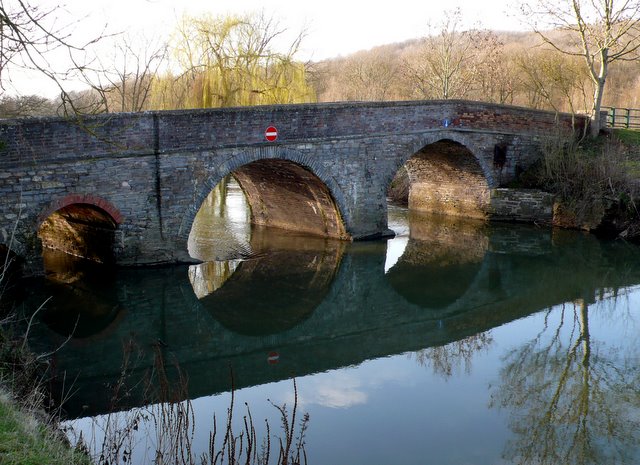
624, 160, 640, 177
0, 391, 92, 465
613, 128, 640, 146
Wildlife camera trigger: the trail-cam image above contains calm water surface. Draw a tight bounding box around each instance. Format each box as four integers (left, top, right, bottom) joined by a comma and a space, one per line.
22, 180, 640, 465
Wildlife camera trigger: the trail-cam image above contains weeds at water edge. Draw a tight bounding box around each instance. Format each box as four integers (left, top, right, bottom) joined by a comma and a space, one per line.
67, 339, 309, 465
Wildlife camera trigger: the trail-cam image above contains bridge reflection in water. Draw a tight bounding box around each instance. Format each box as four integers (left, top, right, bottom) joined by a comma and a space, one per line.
24, 211, 640, 419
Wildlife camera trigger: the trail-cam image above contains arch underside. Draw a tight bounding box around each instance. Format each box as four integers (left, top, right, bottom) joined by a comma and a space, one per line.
38, 203, 118, 264
405, 140, 490, 219
232, 159, 348, 240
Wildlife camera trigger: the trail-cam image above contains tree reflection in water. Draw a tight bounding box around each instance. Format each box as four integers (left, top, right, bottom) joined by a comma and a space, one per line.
412, 332, 493, 378
490, 298, 640, 465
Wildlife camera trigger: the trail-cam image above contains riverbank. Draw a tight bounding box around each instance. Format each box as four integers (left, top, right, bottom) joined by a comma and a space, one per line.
0, 262, 89, 465
546, 128, 640, 240
0, 322, 91, 465
0, 386, 91, 465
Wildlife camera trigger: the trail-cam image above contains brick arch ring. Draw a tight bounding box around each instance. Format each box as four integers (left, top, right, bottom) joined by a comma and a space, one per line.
179, 146, 350, 239
38, 194, 124, 226
385, 131, 498, 191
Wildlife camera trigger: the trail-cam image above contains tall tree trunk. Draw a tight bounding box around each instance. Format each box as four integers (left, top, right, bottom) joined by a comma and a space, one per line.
589, 52, 608, 137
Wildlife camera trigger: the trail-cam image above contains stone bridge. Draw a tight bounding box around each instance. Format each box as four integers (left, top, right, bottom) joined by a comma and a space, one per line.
0, 100, 586, 274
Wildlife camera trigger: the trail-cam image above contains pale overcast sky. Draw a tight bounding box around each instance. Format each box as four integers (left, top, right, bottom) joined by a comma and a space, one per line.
66, 0, 524, 60
19, 0, 526, 97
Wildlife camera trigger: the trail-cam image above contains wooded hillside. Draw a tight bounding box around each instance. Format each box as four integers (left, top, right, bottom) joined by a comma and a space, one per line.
4, 12, 639, 117
311, 29, 640, 112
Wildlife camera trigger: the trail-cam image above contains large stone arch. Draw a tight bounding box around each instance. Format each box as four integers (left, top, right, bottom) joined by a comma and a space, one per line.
386, 131, 497, 219
179, 146, 350, 244
387, 131, 497, 189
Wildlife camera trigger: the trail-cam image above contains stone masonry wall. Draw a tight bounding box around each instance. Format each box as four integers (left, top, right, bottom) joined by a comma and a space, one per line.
488, 188, 554, 223
405, 140, 490, 219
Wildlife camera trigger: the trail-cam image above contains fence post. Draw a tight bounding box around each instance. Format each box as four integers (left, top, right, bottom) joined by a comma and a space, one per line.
626, 108, 631, 129
610, 107, 616, 127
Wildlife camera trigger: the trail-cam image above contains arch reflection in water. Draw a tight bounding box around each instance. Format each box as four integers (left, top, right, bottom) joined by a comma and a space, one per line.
386, 212, 489, 309
22, 210, 640, 423
189, 226, 345, 336
36, 250, 122, 339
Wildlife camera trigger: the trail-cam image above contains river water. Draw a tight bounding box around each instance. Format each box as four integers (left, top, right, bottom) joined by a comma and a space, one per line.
20, 179, 640, 465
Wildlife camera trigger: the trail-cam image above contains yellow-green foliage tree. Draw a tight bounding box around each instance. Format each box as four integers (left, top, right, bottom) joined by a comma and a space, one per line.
150, 13, 315, 110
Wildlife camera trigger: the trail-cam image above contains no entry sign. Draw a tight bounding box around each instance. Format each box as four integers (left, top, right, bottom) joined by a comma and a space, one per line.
267, 351, 280, 365
264, 126, 278, 142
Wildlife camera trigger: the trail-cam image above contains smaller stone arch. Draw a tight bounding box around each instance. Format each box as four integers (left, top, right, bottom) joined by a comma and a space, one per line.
387, 132, 496, 219
38, 194, 122, 264
386, 131, 498, 191
181, 146, 350, 245
39, 194, 123, 225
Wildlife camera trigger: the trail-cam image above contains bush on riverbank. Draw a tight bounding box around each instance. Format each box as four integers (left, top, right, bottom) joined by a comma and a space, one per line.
532, 130, 640, 235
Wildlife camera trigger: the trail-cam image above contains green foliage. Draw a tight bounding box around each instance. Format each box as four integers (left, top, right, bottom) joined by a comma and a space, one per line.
613, 129, 640, 146
0, 394, 91, 465
149, 13, 315, 110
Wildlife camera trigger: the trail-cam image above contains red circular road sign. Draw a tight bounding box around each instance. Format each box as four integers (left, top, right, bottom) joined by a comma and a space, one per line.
267, 351, 280, 365
265, 126, 278, 142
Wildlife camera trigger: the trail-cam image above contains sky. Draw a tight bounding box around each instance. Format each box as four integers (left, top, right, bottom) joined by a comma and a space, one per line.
19, 0, 527, 97
66, 0, 525, 59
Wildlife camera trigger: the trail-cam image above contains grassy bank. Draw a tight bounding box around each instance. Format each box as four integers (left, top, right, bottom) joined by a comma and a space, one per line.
0, 305, 88, 464
0, 388, 91, 465
613, 128, 640, 146
0, 253, 90, 465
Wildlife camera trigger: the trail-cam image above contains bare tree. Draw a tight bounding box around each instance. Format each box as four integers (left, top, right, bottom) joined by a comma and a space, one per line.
472, 32, 520, 104
520, 0, 640, 136
0, 93, 55, 116
0, 1, 103, 101
403, 9, 483, 100
517, 47, 591, 113
329, 49, 400, 101
67, 33, 167, 113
